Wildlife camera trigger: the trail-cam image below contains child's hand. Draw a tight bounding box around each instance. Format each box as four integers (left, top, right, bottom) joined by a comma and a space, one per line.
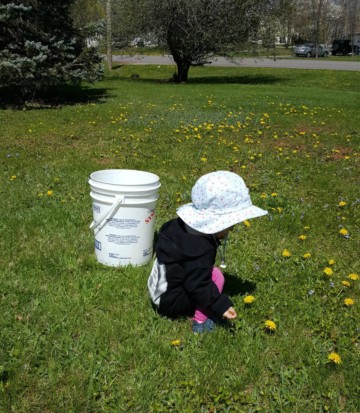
223, 307, 237, 319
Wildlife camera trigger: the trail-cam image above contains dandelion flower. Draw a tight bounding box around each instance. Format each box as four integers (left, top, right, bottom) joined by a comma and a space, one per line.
10, 175, 17, 181
171, 339, 182, 347
271, 192, 278, 197
243, 220, 251, 228
328, 352, 342, 364
338, 201, 347, 207
348, 273, 359, 281
298, 235, 307, 241
304, 226, 311, 231
47, 190, 54, 196
344, 298, 355, 306
323, 267, 333, 276
339, 228, 349, 236
303, 253, 311, 259
342, 280, 351, 287
328, 259, 336, 265
264, 320, 277, 331
244, 295, 255, 304
282, 249, 292, 258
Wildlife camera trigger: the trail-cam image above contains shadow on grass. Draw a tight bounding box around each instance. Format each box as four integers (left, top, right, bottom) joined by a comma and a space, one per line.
0, 84, 114, 110
187, 75, 283, 85
118, 73, 284, 85
108, 62, 285, 85
223, 272, 256, 296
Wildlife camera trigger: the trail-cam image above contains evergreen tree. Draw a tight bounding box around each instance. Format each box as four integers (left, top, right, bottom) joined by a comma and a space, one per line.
0, 1, 103, 100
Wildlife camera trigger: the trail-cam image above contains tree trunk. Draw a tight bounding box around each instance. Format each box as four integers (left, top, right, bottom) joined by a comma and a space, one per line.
106, 0, 112, 71
174, 60, 190, 83
167, 20, 191, 83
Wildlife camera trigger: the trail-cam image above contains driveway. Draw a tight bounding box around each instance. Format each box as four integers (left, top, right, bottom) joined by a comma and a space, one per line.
112, 54, 360, 71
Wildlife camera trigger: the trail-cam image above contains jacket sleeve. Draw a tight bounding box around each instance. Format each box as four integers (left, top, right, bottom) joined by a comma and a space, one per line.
182, 262, 233, 318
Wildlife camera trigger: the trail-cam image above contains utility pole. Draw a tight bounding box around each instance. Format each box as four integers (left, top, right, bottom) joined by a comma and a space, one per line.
106, 0, 112, 70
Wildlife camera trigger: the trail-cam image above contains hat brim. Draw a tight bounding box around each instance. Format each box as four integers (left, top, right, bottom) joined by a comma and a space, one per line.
177, 203, 268, 234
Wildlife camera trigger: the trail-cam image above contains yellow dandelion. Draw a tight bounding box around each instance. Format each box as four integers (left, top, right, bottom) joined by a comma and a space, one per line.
244, 295, 255, 304
323, 267, 333, 276
282, 249, 292, 258
304, 226, 311, 230
298, 235, 307, 241
264, 320, 277, 331
47, 190, 54, 196
243, 220, 251, 228
348, 273, 359, 281
271, 192, 278, 197
260, 193, 268, 199
328, 352, 342, 364
10, 175, 17, 180
342, 280, 351, 287
344, 298, 355, 306
171, 339, 182, 347
339, 228, 349, 236
200, 157, 207, 162
303, 253, 311, 259
338, 201, 347, 207
328, 259, 336, 265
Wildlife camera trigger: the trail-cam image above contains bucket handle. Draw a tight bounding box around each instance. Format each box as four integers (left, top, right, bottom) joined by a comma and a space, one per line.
89, 195, 125, 231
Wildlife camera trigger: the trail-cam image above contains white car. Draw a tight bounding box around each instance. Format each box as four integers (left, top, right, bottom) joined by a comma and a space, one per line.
294, 44, 330, 57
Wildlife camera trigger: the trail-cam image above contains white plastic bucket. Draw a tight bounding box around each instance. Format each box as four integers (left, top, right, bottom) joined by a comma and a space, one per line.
89, 169, 160, 267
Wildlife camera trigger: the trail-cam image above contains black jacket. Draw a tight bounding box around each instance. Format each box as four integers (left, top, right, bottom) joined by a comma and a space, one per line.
148, 218, 233, 318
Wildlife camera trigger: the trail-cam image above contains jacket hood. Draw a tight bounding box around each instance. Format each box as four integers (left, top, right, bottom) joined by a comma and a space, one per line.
156, 218, 216, 265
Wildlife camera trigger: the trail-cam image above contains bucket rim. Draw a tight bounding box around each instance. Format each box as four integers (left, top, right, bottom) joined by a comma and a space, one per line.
89, 181, 161, 194
90, 169, 160, 187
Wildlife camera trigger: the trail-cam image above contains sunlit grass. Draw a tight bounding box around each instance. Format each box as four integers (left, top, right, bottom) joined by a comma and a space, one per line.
1, 65, 359, 412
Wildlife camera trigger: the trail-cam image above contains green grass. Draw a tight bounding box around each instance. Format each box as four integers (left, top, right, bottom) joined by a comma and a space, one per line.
1, 65, 360, 412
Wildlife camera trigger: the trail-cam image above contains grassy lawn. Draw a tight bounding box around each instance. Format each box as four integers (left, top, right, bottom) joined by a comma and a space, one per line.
1, 65, 360, 412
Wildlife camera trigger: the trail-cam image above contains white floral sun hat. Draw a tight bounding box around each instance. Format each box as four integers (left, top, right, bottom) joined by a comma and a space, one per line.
177, 171, 268, 234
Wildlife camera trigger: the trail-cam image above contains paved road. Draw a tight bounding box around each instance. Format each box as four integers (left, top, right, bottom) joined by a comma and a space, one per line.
112, 54, 360, 71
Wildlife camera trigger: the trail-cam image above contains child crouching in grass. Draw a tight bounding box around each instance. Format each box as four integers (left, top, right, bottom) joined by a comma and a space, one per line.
148, 171, 267, 333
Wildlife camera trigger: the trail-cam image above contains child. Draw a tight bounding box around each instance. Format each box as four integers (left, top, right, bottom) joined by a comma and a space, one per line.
147, 171, 268, 333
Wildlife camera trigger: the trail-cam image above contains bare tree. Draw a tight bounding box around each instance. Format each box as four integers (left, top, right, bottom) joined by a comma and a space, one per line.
106, 0, 112, 70
347, 0, 360, 53
71, 0, 104, 29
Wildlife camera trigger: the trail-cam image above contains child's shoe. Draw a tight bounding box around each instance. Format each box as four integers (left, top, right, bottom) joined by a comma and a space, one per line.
192, 318, 215, 333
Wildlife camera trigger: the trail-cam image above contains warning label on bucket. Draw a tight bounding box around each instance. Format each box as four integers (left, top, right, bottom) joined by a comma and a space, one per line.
106, 234, 140, 245
107, 218, 141, 229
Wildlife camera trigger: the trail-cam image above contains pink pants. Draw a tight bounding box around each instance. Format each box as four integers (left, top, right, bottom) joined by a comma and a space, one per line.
192, 267, 225, 323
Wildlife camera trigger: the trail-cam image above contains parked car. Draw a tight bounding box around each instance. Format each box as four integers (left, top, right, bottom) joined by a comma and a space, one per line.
331, 39, 360, 55
293, 43, 330, 57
